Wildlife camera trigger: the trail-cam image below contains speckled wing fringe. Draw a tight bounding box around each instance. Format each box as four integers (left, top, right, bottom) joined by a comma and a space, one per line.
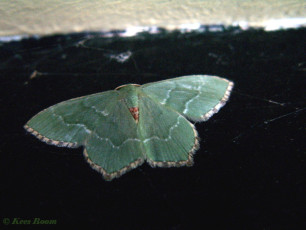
24, 125, 78, 148
201, 79, 234, 121
83, 149, 145, 181
146, 120, 200, 168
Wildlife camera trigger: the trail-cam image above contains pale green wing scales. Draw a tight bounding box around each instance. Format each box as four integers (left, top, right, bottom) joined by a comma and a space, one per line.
83, 99, 144, 180
24, 90, 144, 180
25, 91, 117, 147
137, 95, 199, 167
25, 75, 234, 181
141, 75, 234, 121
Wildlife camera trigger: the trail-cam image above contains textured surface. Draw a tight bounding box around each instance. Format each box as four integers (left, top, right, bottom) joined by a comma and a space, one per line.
142, 75, 233, 121
24, 75, 233, 180
0, 28, 305, 228
0, 0, 305, 37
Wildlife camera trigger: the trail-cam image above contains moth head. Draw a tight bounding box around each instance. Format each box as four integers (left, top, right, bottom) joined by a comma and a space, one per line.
115, 84, 140, 90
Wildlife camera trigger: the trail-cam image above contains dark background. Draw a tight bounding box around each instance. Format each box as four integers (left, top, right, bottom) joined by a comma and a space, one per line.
0, 27, 305, 229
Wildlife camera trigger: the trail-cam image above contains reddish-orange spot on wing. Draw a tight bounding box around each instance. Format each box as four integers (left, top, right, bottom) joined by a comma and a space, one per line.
129, 107, 139, 122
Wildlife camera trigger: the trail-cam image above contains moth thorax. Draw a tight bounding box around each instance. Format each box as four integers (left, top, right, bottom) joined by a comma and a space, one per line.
129, 107, 139, 122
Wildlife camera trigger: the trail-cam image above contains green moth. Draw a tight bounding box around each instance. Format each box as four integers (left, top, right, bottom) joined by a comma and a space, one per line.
24, 75, 233, 180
